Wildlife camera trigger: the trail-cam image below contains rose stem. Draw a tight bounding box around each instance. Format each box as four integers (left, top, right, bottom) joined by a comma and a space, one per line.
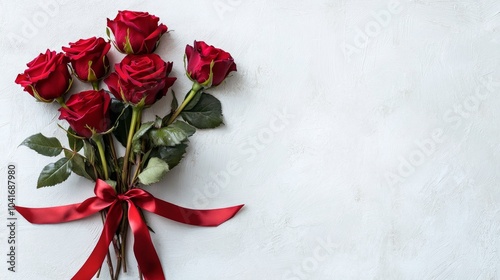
55, 97, 69, 109
94, 135, 110, 180
167, 82, 203, 125
107, 134, 119, 175
121, 214, 128, 272
114, 246, 121, 280
129, 113, 143, 185
121, 106, 142, 191
113, 227, 123, 280
92, 81, 100, 91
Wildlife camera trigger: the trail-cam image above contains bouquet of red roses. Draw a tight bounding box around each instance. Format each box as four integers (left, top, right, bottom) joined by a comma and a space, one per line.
14, 10, 243, 280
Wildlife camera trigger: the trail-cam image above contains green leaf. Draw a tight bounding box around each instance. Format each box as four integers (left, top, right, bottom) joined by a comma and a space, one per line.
64, 150, 93, 181
132, 140, 142, 154
21, 133, 62, 157
151, 143, 188, 169
83, 140, 96, 165
132, 121, 154, 154
138, 157, 169, 185
171, 91, 178, 111
171, 120, 196, 137
148, 124, 190, 147
162, 114, 172, 127
162, 92, 178, 126
110, 99, 132, 147
37, 157, 72, 188
180, 93, 223, 129
67, 128, 83, 152
183, 90, 203, 111
133, 121, 154, 142
140, 149, 153, 170
86, 165, 98, 180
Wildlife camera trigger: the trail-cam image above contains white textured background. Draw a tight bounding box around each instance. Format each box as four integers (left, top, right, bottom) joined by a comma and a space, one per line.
1, 0, 500, 279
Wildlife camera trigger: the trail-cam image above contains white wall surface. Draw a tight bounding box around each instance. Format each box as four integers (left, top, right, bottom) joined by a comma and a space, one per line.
1, 0, 500, 279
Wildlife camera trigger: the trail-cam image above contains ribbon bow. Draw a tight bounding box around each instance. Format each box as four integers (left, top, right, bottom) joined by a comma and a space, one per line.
15, 179, 243, 280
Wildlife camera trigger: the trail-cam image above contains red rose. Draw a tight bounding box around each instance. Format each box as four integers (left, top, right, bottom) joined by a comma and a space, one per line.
185, 41, 237, 87
59, 90, 111, 138
15, 50, 72, 102
107, 10, 168, 54
62, 37, 111, 82
104, 54, 176, 106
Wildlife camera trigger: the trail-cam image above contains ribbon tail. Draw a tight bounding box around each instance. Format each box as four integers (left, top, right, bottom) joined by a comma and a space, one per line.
134, 194, 244, 226
15, 197, 110, 224
127, 201, 166, 280
72, 202, 123, 280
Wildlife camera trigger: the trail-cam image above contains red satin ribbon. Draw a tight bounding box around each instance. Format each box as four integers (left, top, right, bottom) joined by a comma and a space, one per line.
15, 179, 243, 280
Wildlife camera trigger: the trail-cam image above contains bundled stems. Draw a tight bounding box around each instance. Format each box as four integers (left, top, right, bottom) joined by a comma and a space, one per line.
113, 104, 143, 279
88, 103, 144, 279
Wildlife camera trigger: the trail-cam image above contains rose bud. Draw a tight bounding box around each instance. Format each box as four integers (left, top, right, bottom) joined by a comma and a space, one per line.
15, 49, 72, 102
107, 10, 168, 54
104, 54, 176, 107
59, 90, 111, 138
62, 37, 111, 82
185, 41, 237, 88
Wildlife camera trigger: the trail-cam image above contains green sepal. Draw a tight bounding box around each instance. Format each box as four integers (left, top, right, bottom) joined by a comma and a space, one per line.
87, 61, 98, 82
200, 60, 215, 88
123, 28, 134, 54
